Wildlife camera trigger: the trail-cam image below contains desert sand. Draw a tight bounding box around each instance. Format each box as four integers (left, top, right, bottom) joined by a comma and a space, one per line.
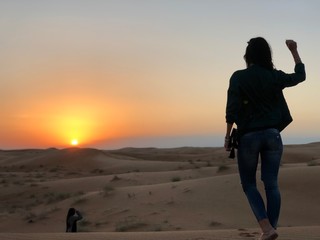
0, 143, 319, 239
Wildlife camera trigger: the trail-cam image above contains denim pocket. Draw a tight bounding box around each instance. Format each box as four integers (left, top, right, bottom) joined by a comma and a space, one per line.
265, 130, 282, 151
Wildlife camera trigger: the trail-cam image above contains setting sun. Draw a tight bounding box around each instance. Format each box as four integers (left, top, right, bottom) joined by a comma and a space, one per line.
71, 139, 79, 146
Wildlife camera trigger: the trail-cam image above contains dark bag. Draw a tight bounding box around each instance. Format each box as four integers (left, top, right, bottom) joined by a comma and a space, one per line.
228, 128, 238, 159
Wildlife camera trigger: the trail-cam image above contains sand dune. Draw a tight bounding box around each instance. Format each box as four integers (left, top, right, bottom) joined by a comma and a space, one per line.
0, 143, 320, 239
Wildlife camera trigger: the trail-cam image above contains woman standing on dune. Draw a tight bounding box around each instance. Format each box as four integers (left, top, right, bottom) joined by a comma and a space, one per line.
225, 37, 305, 240
66, 208, 83, 232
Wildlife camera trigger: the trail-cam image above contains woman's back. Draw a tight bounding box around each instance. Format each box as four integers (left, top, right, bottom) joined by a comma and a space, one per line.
227, 63, 305, 135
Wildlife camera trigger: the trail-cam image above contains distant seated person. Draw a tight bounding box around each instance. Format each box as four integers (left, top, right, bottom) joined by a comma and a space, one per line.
66, 208, 83, 232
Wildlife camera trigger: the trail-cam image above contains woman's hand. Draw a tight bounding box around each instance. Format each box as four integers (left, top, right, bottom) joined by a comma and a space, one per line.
286, 40, 297, 52
224, 136, 231, 151
225, 123, 233, 151
286, 39, 301, 64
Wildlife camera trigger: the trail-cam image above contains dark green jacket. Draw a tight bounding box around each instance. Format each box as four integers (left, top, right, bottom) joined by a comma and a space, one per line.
226, 63, 306, 136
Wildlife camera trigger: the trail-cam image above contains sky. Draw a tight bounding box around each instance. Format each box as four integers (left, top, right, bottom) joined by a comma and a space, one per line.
1, 0, 320, 149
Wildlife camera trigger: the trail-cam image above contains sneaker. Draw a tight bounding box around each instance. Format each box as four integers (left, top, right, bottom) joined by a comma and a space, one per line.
259, 229, 278, 240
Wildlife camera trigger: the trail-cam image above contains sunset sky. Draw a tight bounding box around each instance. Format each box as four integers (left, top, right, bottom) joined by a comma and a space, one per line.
1, 0, 319, 149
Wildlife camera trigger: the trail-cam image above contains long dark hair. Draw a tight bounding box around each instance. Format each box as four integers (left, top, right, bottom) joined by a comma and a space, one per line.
66, 208, 76, 232
244, 37, 274, 70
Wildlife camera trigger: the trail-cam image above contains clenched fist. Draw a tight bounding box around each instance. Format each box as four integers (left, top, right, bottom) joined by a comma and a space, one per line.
286, 40, 297, 52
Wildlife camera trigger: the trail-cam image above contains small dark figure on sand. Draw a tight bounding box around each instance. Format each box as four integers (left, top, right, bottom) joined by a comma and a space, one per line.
66, 208, 83, 232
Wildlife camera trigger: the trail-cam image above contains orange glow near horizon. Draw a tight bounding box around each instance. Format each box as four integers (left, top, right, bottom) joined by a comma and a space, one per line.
0, 76, 227, 149
0, 94, 127, 148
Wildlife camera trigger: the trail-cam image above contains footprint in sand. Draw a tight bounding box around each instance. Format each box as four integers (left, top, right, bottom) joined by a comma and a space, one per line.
238, 230, 260, 238
239, 232, 256, 237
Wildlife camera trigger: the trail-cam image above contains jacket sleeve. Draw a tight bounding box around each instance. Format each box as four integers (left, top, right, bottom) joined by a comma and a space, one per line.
277, 63, 306, 88
226, 72, 240, 124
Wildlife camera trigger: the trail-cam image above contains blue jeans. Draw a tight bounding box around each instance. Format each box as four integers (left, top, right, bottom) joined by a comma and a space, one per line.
237, 128, 283, 228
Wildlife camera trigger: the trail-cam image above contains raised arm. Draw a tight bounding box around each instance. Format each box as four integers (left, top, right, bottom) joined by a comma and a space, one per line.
276, 40, 305, 88
286, 40, 302, 64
